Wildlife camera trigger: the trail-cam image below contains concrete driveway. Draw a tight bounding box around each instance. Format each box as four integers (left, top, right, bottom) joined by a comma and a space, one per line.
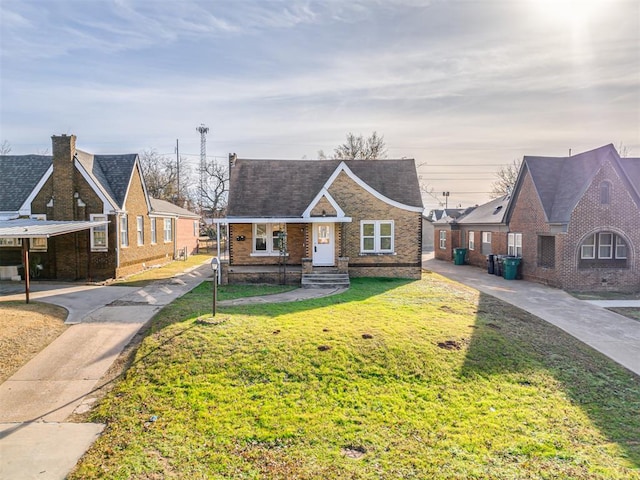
423, 254, 640, 377
0, 263, 213, 479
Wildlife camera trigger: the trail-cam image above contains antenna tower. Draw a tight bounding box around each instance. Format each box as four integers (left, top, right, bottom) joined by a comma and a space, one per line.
196, 124, 209, 214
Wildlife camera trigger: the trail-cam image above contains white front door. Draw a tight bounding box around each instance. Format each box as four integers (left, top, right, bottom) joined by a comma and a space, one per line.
313, 223, 335, 266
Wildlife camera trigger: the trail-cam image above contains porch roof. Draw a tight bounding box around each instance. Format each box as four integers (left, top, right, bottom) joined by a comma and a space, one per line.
211, 217, 352, 224
0, 219, 108, 238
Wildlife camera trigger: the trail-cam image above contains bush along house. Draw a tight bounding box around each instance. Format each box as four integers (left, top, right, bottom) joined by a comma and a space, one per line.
0, 134, 200, 281
437, 144, 640, 292
217, 155, 424, 286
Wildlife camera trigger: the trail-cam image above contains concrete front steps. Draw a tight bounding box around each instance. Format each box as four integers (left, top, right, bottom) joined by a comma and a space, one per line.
301, 271, 350, 289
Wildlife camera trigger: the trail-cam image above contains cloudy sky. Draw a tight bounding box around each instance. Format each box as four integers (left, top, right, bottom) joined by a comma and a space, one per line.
1, 0, 638, 210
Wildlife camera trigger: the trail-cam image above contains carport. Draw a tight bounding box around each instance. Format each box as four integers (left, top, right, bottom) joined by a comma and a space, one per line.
0, 219, 108, 303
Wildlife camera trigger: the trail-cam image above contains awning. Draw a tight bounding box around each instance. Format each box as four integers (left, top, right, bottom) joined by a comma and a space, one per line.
0, 219, 108, 238
0, 219, 108, 304
210, 217, 352, 224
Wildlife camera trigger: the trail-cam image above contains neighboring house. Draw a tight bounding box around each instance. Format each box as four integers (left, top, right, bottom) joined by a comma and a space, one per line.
150, 198, 200, 257
433, 207, 475, 262
505, 144, 640, 292
422, 208, 466, 252
438, 144, 640, 292
221, 156, 424, 284
0, 134, 200, 280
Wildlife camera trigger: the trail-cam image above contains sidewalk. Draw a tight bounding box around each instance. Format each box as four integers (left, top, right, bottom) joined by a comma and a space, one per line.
0, 262, 213, 480
423, 255, 640, 377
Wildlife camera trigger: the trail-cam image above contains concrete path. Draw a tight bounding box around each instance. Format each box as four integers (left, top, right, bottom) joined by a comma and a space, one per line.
218, 286, 346, 306
423, 255, 640, 377
0, 262, 213, 480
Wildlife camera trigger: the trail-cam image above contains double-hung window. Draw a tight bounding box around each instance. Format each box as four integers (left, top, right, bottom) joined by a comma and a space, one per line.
91, 214, 108, 251
164, 218, 172, 242
151, 218, 157, 244
360, 220, 394, 254
468, 232, 475, 250
508, 232, 522, 256
439, 230, 447, 249
580, 232, 627, 266
120, 215, 129, 247
253, 223, 285, 254
136, 216, 144, 246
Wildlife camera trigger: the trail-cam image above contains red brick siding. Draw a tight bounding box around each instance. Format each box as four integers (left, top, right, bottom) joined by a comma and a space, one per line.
434, 226, 460, 262
176, 218, 199, 255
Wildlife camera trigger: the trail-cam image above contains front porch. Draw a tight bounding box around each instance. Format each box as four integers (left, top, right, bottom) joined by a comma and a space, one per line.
222, 259, 350, 288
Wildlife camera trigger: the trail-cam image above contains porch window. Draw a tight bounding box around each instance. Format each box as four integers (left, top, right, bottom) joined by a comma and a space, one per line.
0, 238, 22, 247
30, 214, 48, 251
508, 232, 522, 257
151, 218, 157, 244
136, 216, 144, 246
90, 214, 108, 252
253, 223, 286, 255
120, 215, 129, 247
468, 231, 475, 251
439, 230, 446, 249
579, 232, 628, 268
164, 218, 172, 242
360, 220, 394, 254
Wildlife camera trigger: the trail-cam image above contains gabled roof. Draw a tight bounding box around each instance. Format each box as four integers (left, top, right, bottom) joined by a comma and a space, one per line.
75, 150, 139, 210
0, 155, 52, 212
0, 149, 141, 214
227, 158, 423, 218
150, 198, 200, 219
457, 195, 510, 225
510, 144, 639, 224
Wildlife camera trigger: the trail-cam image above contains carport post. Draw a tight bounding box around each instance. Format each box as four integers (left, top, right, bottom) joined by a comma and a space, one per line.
22, 237, 30, 304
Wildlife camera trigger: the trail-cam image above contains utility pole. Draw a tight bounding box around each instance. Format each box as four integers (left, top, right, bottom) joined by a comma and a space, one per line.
442, 191, 450, 209
175, 139, 180, 205
196, 124, 209, 216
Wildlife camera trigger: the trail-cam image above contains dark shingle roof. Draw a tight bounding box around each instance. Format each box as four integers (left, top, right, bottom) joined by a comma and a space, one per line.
523, 144, 624, 223
0, 155, 52, 211
457, 195, 510, 225
227, 158, 423, 217
75, 150, 138, 209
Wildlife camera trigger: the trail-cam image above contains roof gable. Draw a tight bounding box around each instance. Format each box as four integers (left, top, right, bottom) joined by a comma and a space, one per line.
227, 158, 423, 217
0, 155, 53, 213
150, 198, 200, 218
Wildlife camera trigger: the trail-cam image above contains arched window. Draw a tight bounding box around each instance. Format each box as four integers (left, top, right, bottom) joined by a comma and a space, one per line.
579, 232, 628, 268
599, 181, 611, 205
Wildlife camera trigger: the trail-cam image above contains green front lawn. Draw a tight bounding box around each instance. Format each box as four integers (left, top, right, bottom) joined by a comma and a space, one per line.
71, 275, 640, 479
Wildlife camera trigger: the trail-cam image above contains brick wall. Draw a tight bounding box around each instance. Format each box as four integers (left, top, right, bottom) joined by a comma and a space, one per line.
176, 217, 199, 255
116, 167, 174, 278
229, 223, 306, 266
434, 225, 460, 262
328, 171, 422, 279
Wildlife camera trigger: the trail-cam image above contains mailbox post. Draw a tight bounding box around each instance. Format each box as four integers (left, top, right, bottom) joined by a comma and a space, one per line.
210, 257, 220, 317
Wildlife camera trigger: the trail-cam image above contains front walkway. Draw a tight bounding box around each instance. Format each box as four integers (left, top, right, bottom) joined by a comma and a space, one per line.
423, 254, 640, 377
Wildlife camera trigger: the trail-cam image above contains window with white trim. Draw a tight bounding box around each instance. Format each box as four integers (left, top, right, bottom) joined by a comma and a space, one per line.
151, 218, 157, 244
120, 215, 129, 247
253, 223, 285, 254
90, 214, 108, 251
0, 238, 22, 247
579, 232, 628, 267
136, 216, 144, 246
481, 231, 492, 255
360, 220, 394, 253
30, 214, 48, 251
439, 230, 446, 249
193, 221, 198, 237
468, 231, 475, 251
508, 232, 522, 257
164, 218, 172, 242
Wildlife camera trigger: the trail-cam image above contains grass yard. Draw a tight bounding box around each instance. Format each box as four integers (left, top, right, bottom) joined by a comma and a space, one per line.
70, 274, 640, 479
608, 307, 640, 322
114, 254, 215, 287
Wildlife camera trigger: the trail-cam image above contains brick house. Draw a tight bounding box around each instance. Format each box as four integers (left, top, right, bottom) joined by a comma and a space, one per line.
437, 144, 640, 292
504, 144, 640, 292
220, 156, 424, 284
0, 134, 200, 280
432, 208, 474, 262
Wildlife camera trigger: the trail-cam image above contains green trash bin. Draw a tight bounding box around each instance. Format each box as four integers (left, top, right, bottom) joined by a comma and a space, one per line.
502, 257, 521, 280
453, 248, 467, 265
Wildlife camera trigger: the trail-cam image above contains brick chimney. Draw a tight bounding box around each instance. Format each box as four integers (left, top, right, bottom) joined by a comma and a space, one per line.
51, 134, 76, 220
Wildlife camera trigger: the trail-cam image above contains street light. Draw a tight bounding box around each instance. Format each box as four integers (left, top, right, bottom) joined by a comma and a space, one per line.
210, 257, 220, 317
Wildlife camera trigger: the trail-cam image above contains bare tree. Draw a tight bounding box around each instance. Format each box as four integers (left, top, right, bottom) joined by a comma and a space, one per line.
0, 140, 11, 155
138, 149, 192, 205
332, 131, 387, 160
201, 160, 229, 218
617, 141, 631, 158
490, 158, 522, 198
